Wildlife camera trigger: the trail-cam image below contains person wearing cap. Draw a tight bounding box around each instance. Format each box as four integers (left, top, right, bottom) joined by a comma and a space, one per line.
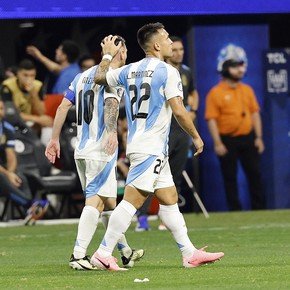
205, 44, 265, 211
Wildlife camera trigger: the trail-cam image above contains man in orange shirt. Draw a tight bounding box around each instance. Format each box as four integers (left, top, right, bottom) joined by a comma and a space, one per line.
205, 44, 265, 211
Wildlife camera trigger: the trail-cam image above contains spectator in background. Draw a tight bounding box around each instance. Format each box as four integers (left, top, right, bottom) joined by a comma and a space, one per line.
205, 44, 265, 211
0, 59, 53, 130
0, 99, 48, 224
4, 66, 17, 80
166, 36, 199, 195
78, 54, 96, 72
26, 40, 81, 94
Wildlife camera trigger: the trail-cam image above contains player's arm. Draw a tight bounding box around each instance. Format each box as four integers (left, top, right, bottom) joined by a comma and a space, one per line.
45, 98, 72, 163
103, 95, 119, 155
26, 46, 62, 74
94, 35, 122, 86
168, 96, 204, 156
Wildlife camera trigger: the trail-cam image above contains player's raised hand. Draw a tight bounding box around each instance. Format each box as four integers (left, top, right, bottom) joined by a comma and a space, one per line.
101, 35, 122, 58
103, 132, 118, 156
45, 139, 60, 164
192, 136, 204, 156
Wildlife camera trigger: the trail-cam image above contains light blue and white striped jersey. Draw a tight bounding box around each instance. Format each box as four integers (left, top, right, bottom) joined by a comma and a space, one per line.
64, 65, 122, 161
106, 57, 183, 156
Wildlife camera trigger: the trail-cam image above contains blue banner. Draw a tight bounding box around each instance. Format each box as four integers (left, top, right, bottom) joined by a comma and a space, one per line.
1, 0, 290, 19
263, 49, 290, 208
194, 25, 269, 211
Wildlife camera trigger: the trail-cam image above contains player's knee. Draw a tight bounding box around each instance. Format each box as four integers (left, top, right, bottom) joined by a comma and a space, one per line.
156, 187, 178, 205
104, 197, 117, 210
85, 195, 106, 212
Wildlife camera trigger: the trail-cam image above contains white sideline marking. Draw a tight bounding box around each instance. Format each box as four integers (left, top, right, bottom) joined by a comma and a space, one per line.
0, 215, 159, 228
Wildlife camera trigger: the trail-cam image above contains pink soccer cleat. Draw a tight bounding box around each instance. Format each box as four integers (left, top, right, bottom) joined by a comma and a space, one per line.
91, 252, 128, 271
183, 247, 224, 268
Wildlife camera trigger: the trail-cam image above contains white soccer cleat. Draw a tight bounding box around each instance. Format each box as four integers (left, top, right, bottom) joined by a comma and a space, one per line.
69, 254, 98, 270
121, 249, 145, 268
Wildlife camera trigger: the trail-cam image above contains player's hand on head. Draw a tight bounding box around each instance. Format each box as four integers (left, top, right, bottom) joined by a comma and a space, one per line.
101, 35, 122, 58
45, 139, 60, 164
192, 136, 204, 156
103, 132, 118, 156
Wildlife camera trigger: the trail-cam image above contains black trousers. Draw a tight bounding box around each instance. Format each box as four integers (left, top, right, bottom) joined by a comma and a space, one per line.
0, 172, 32, 207
219, 132, 264, 211
168, 128, 190, 193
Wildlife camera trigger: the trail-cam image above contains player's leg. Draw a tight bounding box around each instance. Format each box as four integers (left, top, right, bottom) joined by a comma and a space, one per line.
155, 158, 224, 268
91, 185, 147, 270
70, 159, 107, 270
102, 197, 145, 268
91, 153, 155, 270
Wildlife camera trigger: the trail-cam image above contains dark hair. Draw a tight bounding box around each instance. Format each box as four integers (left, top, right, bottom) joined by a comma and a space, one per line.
18, 59, 36, 71
221, 59, 245, 78
114, 35, 126, 47
78, 54, 95, 67
61, 40, 80, 63
137, 22, 164, 50
170, 36, 182, 43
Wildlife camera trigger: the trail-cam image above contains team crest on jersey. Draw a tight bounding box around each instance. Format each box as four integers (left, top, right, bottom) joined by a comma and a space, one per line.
181, 74, 188, 87
117, 88, 123, 98
178, 81, 183, 91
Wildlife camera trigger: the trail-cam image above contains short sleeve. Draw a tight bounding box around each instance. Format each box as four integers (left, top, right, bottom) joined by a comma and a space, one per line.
64, 89, 75, 105
104, 86, 124, 103
106, 65, 128, 87
247, 86, 260, 113
164, 66, 184, 100
3, 122, 15, 148
64, 73, 81, 105
205, 89, 220, 120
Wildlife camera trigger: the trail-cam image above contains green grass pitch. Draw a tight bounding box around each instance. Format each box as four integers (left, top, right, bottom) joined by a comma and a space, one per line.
0, 210, 289, 289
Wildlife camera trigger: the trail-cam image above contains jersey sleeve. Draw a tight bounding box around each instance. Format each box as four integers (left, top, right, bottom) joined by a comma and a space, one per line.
247, 86, 260, 113
104, 86, 123, 103
164, 66, 184, 100
4, 122, 15, 148
64, 73, 81, 105
106, 65, 128, 87
205, 89, 220, 120
64, 89, 75, 105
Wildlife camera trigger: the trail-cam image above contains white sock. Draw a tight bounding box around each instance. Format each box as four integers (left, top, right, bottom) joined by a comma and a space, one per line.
73, 206, 100, 259
97, 200, 136, 257
159, 204, 196, 257
101, 210, 132, 256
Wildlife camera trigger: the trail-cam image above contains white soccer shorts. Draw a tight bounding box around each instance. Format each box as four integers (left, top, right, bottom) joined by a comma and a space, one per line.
75, 158, 117, 198
126, 153, 174, 193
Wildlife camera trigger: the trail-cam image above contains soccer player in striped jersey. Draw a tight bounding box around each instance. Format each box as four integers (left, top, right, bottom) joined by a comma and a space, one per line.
45, 36, 144, 271
90, 24, 224, 270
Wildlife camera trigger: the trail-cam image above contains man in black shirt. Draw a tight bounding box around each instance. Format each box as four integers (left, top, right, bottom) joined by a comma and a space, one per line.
166, 36, 199, 197
0, 99, 48, 223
